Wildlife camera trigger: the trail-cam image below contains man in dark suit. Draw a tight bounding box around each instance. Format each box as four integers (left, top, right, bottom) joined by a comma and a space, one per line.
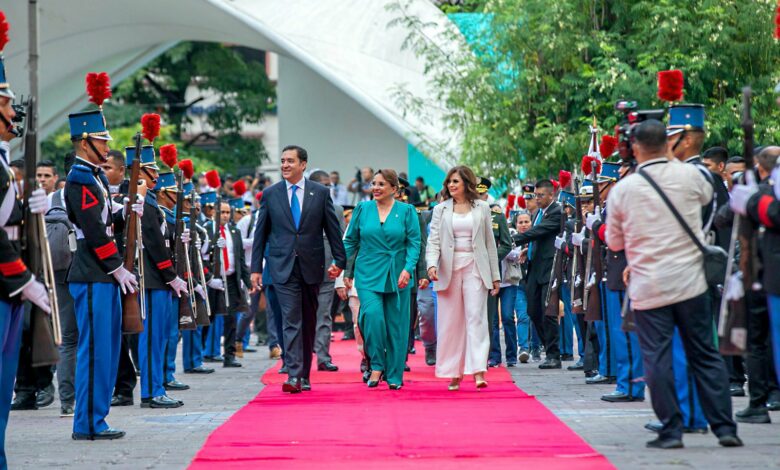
251, 145, 347, 393
512, 179, 562, 369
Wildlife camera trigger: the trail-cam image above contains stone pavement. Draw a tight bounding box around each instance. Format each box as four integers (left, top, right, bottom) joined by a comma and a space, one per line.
7, 335, 780, 469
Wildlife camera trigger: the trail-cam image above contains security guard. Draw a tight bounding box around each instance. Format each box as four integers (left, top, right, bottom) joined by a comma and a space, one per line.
66, 73, 140, 440
478, 177, 512, 367
0, 35, 50, 459
129, 145, 188, 409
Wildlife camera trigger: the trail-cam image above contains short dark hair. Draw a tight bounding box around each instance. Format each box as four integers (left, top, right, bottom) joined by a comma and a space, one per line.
9, 159, 24, 170
535, 179, 554, 191
702, 147, 729, 166
727, 156, 745, 165
106, 150, 125, 168
330, 170, 340, 176
309, 170, 330, 184
36, 159, 56, 170
633, 119, 667, 153
416, 176, 424, 183
282, 145, 308, 163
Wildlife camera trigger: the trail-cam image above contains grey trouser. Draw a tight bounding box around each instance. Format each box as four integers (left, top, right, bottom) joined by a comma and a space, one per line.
55, 271, 77, 405
417, 286, 436, 351
314, 281, 335, 365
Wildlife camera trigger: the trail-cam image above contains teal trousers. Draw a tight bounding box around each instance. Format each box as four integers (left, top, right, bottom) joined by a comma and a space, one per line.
357, 288, 411, 385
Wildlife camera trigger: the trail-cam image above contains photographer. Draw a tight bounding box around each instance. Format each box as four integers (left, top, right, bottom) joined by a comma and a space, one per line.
606, 119, 740, 449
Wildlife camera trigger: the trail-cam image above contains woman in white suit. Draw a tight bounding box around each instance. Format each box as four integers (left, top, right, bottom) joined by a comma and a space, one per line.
426, 166, 501, 390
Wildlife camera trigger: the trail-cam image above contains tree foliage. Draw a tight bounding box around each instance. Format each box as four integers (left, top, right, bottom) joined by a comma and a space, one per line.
389, 0, 780, 184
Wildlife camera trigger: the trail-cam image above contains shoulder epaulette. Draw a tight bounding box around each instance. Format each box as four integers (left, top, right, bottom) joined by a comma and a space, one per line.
66, 165, 97, 185
491, 206, 502, 214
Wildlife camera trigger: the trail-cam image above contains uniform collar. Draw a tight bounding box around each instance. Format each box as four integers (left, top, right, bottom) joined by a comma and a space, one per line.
638, 157, 670, 169
684, 155, 701, 164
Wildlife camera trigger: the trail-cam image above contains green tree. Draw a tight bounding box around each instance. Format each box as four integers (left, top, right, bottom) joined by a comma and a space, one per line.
389, 0, 780, 183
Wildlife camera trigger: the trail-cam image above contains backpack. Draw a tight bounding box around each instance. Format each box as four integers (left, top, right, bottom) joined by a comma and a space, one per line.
45, 190, 75, 272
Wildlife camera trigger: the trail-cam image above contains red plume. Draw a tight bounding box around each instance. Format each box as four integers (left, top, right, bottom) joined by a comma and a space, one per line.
581, 155, 602, 176
159, 144, 178, 169
0, 12, 9, 52
599, 135, 618, 158
178, 159, 194, 180
505, 194, 516, 219
205, 170, 221, 189
657, 70, 684, 102
255, 191, 263, 202
517, 197, 526, 210
558, 170, 572, 191
550, 179, 559, 191
233, 180, 247, 197
141, 113, 161, 143
85, 72, 112, 107
775, 4, 780, 40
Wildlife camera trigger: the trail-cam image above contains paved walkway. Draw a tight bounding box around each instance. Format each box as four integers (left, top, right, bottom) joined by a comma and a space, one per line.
7, 335, 780, 469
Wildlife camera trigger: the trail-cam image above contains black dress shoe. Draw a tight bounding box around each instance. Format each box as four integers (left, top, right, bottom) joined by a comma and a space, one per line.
341, 330, 355, 340
538, 358, 561, 369
644, 421, 663, 433
585, 374, 614, 384
567, 359, 584, 371
601, 391, 644, 403
735, 406, 770, 424
388, 384, 403, 390
362, 370, 371, 383
487, 360, 500, 368
301, 378, 311, 391
282, 378, 302, 393
646, 437, 683, 449
730, 383, 746, 397
425, 349, 436, 366
279, 365, 289, 374
360, 359, 368, 373
584, 369, 598, 378
72, 428, 126, 441
164, 380, 190, 391
141, 396, 182, 409
404, 364, 411, 372
223, 357, 242, 368
111, 394, 134, 407
766, 391, 780, 411
718, 434, 744, 447
317, 362, 339, 372
10, 395, 37, 411
203, 355, 224, 363
184, 365, 215, 374
560, 354, 574, 361
409, 346, 416, 355
36, 385, 55, 408
683, 427, 708, 434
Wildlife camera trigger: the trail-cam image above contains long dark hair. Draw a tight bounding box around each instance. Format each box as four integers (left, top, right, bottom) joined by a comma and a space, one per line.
441, 165, 479, 204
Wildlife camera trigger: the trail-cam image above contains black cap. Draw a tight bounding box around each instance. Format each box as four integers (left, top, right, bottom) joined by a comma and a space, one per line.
398, 176, 410, 189
477, 177, 491, 194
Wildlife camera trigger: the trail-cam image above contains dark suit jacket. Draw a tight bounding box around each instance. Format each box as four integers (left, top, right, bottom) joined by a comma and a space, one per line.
512, 201, 562, 285
206, 221, 251, 290
251, 179, 346, 285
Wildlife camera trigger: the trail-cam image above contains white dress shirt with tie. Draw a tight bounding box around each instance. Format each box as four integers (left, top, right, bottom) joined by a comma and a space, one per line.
286, 177, 305, 213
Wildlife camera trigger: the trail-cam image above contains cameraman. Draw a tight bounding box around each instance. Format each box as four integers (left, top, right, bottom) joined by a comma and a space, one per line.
606, 119, 740, 449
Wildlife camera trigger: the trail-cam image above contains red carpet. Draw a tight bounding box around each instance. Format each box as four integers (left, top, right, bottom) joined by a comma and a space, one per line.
190, 334, 614, 469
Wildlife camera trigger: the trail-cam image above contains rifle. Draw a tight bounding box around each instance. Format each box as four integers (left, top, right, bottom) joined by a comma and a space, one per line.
20, 96, 60, 367
571, 176, 586, 314
210, 194, 229, 314
718, 87, 753, 354
190, 191, 211, 326
544, 194, 567, 317
121, 133, 145, 333
173, 171, 196, 330
584, 159, 603, 322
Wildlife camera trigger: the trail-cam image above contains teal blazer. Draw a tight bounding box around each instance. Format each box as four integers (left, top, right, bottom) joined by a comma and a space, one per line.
343, 200, 421, 294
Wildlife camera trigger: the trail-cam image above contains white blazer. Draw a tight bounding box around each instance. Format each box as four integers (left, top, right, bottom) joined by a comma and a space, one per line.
425, 198, 501, 292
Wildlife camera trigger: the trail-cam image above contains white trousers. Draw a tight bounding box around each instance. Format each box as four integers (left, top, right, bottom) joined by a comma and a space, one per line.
435, 254, 490, 378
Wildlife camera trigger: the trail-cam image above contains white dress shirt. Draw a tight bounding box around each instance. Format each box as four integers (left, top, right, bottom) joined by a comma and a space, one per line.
606, 157, 713, 310
222, 224, 236, 276
285, 177, 305, 213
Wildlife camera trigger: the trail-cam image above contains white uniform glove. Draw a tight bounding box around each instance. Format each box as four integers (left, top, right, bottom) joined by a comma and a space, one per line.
216, 237, 226, 249
194, 284, 207, 300
122, 195, 144, 218
112, 266, 138, 294
167, 276, 188, 298
730, 183, 758, 216
28, 188, 48, 215
585, 212, 601, 230
22, 278, 51, 314
554, 235, 566, 250
724, 272, 744, 301
207, 278, 225, 291
571, 227, 586, 247
181, 228, 191, 245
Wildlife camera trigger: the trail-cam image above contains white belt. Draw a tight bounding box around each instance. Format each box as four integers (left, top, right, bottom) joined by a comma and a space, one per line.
3, 226, 19, 241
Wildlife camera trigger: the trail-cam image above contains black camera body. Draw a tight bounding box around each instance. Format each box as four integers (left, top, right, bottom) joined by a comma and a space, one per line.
614, 100, 666, 164
9, 103, 27, 137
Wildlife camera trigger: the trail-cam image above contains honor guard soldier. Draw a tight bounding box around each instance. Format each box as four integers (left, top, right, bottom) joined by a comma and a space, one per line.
182, 183, 215, 374
229, 195, 253, 356
0, 24, 51, 460
128, 143, 187, 409
477, 177, 512, 367
199, 190, 226, 361
586, 162, 646, 402
556, 189, 579, 363
66, 73, 141, 440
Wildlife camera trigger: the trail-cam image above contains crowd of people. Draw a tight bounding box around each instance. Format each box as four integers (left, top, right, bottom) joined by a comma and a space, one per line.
3, 10, 780, 468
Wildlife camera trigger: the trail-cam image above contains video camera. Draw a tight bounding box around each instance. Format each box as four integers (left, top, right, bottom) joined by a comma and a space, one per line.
614, 100, 665, 165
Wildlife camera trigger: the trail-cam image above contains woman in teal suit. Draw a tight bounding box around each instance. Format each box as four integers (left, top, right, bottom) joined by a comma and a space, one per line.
343, 169, 421, 389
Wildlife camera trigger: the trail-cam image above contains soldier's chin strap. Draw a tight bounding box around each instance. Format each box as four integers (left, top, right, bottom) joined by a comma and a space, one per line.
85, 137, 108, 164
671, 129, 686, 153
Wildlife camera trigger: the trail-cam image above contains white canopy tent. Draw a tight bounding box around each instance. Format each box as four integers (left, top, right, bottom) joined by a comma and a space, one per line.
2, 0, 459, 176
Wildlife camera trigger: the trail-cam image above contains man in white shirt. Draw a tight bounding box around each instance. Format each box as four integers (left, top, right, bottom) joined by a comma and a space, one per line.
607, 119, 740, 450
329, 171, 351, 206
